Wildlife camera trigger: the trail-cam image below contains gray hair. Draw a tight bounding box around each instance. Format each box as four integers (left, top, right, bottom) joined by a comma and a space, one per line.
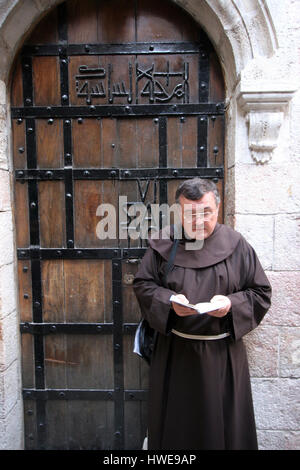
175, 178, 220, 206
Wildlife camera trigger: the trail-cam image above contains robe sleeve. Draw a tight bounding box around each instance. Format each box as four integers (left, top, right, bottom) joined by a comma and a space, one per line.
227, 239, 272, 341
133, 247, 177, 335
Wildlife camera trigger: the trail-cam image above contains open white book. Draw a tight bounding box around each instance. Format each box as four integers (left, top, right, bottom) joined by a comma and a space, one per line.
170, 294, 221, 314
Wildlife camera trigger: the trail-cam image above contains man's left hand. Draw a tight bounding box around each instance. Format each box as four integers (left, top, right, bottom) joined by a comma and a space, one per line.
209, 295, 231, 317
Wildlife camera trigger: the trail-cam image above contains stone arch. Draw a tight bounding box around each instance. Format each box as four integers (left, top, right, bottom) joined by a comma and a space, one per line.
1, 0, 279, 93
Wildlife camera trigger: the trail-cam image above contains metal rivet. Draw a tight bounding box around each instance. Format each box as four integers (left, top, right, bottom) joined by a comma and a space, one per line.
62, 95, 68, 101
213, 146, 219, 154
85, 44, 90, 52
84, 170, 90, 176
65, 119, 70, 125
215, 169, 222, 175
59, 392, 65, 398
66, 193, 72, 198
173, 170, 178, 176
200, 82, 206, 89
27, 409, 33, 416
30, 202, 36, 208
78, 118, 83, 124
27, 127, 34, 133
24, 63, 30, 69
180, 116, 185, 123
114, 344, 120, 350
111, 143, 115, 148
18, 147, 25, 154
199, 146, 205, 152
25, 98, 31, 104
97, 325, 102, 331
125, 106, 130, 112
48, 118, 54, 125
149, 45, 154, 51
124, 170, 130, 177
17, 118, 23, 124
77, 250, 82, 255
23, 266, 28, 273
50, 325, 56, 332
34, 301, 40, 307
110, 170, 116, 177
153, 118, 159, 123
173, 104, 177, 110
56, 250, 62, 256
46, 171, 53, 177
90, 105, 96, 111
17, 171, 24, 177
36, 365, 42, 371
68, 240, 74, 245
211, 116, 216, 121
115, 431, 121, 437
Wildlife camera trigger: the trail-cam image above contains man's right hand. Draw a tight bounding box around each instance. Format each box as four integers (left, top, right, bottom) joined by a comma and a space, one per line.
171, 294, 198, 317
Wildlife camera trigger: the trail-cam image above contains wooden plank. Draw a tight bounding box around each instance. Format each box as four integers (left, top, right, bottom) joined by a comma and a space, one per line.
18, 260, 32, 322
14, 182, 30, 247
11, 58, 23, 107
122, 261, 141, 323
36, 119, 63, 169
98, 0, 135, 43
27, 8, 58, 45
21, 334, 35, 388
65, 335, 114, 389
63, 260, 111, 323
101, 118, 118, 168
41, 260, 65, 323
136, 118, 159, 168
74, 180, 118, 248
12, 119, 26, 169
209, 50, 225, 103
67, 0, 98, 44
136, 0, 199, 42
32, 57, 60, 106
208, 115, 224, 168
38, 181, 66, 248
72, 118, 101, 168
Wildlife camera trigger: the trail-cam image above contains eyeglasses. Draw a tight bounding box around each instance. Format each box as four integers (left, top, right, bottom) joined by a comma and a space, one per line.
183, 210, 217, 222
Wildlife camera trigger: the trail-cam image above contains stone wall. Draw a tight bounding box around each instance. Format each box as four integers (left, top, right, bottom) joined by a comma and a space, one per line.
0, 0, 299, 450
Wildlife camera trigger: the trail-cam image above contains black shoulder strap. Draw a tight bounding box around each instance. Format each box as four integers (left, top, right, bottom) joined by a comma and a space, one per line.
161, 237, 179, 288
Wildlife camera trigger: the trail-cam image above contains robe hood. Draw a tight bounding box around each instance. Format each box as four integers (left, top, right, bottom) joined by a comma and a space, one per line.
148, 223, 242, 268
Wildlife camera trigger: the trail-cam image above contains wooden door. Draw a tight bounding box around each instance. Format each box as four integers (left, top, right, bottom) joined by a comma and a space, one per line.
11, 0, 225, 450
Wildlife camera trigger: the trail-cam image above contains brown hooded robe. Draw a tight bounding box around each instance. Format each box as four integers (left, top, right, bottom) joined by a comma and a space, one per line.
133, 223, 272, 450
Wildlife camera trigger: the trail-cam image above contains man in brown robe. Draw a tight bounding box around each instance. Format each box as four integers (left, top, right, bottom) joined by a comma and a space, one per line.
133, 178, 272, 450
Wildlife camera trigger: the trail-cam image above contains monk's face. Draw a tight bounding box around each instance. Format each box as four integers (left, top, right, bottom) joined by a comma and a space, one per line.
178, 192, 219, 240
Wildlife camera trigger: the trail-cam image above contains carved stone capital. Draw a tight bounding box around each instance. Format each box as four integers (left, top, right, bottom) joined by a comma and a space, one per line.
237, 89, 295, 164
246, 111, 283, 164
